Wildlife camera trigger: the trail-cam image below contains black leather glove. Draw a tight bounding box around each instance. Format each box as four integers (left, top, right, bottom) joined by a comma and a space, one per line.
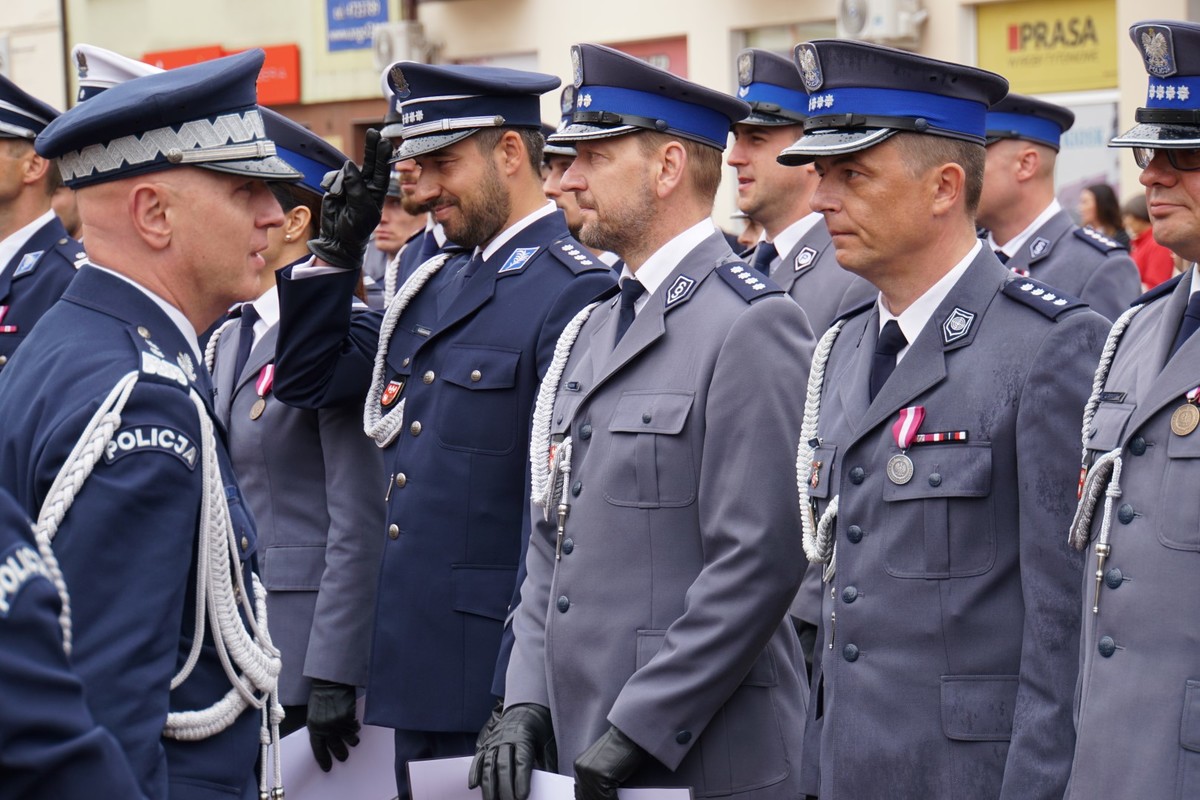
573, 726, 647, 800
476, 698, 505, 754
468, 703, 555, 800
308, 128, 391, 270
306, 679, 360, 772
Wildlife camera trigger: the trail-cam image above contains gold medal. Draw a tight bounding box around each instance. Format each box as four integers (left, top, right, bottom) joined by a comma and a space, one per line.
250, 397, 266, 420
886, 453, 913, 485
1171, 403, 1200, 436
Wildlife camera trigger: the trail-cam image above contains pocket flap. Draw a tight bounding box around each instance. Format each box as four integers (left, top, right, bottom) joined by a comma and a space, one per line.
1181, 680, 1200, 752
1167, 426, 1200, 458
441, 345, 520, 390
608, 391, 694, 435
883, 443, 992, 501
262, 545, 325, 592
1088, 401, 1135, 453
941, 675, 1018, 741
451, 564, 518, 621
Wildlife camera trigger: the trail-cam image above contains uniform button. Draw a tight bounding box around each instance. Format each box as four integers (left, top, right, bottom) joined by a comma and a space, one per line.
422, 370, 435, 384
556, 596, 570, 613
847, 525, 863, 543
849, 467, 865, 484
675, 730, 692, 745
580, 423, 592, 440
388, 524, 400, 540
136, 325, 151, 339
1129, 436, 1147, 456
561, 538, 574, 555
410, 421, 422, 436
1117, 503, 1135, 524
395, 473, 407, 488
841, 586, 859, 603
1104, 568, 1124, 589
470, 369, 482, 382
240, 536, 249, 552
401, 357, 410, 367
0, 355, 7, 366
842, 643, 860, 662
642, 413, 652, 423
1098, 635, 1116, 658
571, 481, 582, 497
928, 472, 942, 487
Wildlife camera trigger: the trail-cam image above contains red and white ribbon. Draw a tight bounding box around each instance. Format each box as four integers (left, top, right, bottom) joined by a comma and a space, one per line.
892, 405, 925, 450
0, 306, 16, 334
255, 364, 275, 399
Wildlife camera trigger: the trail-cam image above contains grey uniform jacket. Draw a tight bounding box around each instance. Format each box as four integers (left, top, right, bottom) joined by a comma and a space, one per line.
1065, 271, 1200, 800
768, 223, 876, 336
1003, 209, 1140, 322
505, 232, 815, 799
213, 316, 384, 705
801, 252, 1108, 800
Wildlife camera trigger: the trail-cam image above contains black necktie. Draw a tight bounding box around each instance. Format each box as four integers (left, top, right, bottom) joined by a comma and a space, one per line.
451, 252, 483, 298
1170, 293, 1200, 358
615, 279, 646, 343
993, 249, 1010, 265
751, 241, 778, 275
232, 304, 258, 381
869, 319, 908, 401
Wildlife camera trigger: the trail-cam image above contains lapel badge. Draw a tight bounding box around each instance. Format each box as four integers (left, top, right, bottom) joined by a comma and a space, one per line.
382, 379, 405, 407
665, 274, 697, 309
942, 306, 976, 345
797, 44, 823, 92
1137, 25, 1176, 77
499, 246, 539, 274
13, 251, 43, 278
795, 246, 818, 271
1028, 237, 1050, 259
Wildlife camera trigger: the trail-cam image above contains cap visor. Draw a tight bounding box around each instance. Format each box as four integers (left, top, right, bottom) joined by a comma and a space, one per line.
199, 154, 303, 181
544, 143, 577, 157
547, 122, 639, 144
1110, 122, 1200, 148
777, 128, 897, 166
380, 122, 404, 139
739, 111, 798, 127
392, 129, 478, 161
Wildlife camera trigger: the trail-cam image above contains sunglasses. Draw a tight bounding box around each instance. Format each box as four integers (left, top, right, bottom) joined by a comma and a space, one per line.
1133, 147, 1200, 171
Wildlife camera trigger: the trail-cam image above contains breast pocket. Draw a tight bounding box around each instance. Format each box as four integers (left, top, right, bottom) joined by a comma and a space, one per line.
604, 391, 696, 508
1160, 433, 1200, 551
435, 344, 521, 454
882, 442, 994, 579
1087, 401, 1135, 454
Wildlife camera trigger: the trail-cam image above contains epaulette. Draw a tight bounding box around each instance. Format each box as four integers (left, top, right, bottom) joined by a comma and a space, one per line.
1002, 276, 1086, 319
53, 236, 88, 271
1133, 272, 1184, 306
1074, 226, 1127, 254
832, 295, 875, 324
126, 324, 196, 389
715, 262, 786, 303
548, 238, 610, 274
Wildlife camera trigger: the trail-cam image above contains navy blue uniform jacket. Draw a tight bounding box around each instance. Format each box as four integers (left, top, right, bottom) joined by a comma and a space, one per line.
0, 215, 83, 371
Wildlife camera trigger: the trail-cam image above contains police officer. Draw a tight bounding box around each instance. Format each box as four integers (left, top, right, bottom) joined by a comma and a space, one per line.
0, 487, 146, 799
207, 108, 386, 770
273, 62, 615, 798
780, 40, 1108, 799
1065, 19, 1200, 799
473, 43, 814, 800
0, 50, 297, 799
977, 93, 1140, 321
0, 74, 84, 374
727, 48, 874, 334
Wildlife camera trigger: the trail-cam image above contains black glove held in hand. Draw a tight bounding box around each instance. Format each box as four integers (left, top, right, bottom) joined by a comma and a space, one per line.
308, 128, 392, 270
468, 703, 555, 800
573, 726, 647, 800
306, 679, 360, 772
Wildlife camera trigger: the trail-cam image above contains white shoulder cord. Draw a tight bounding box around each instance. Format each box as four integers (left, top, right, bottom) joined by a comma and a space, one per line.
384, 251, 401, 308
203, 318, 237, 374
34, 369, 284, 797
529, 301, 601, 516
364, 252, 454, 447
796, 321, 845, 583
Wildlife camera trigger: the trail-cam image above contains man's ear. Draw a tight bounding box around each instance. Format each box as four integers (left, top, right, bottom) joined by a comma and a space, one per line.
654, 139, 688, 199
129, 183, 172, 250
496, 130, 527, 178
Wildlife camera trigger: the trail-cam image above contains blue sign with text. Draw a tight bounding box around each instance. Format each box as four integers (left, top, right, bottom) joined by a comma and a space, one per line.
327, 0, 388, 52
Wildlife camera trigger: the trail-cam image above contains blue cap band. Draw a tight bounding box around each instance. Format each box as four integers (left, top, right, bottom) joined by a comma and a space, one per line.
1146, 75, 1200, 108
578, 84, 733, 147
278, 147, 335, 196
806, 86, 988, 141
739, 82, 808, 118
985, 112, 1063, 147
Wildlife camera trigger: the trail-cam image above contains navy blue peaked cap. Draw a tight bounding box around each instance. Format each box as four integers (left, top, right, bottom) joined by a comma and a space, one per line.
383, 62, 560, 160
261, 108, 348, 197
986, 93, 1074, 150
544, 85, 578, 157
778, 39, 1008, 165
549, 43, 749, 150
36, 49, 301, 188
735, 48, 808, 126
1112, 20, 1200, 148
0, 74, 59, 140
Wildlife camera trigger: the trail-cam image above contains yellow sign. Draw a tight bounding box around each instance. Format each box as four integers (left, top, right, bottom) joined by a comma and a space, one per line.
977, 0, 1118, 93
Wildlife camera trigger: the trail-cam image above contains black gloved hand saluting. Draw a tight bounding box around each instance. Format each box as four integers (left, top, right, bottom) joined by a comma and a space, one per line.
573, 726, 647, 800
306, 679, 361, 772
308, 128, 392, 270
469, 703, 555, 800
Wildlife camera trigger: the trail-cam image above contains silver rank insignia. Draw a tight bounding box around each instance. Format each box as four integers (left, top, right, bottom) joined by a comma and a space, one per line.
176, 352, 197, 383
795, 246, 818, 271
1029, 237, 1050, 258
797, 44, 823, 92
665, 274, 697, 309
1137, 25, 1176, 77
389, 64, 410, 99
941, 307, 976, 345
571, 46, 584, 88
561, 85, 575, 116
738, 52, 754, 87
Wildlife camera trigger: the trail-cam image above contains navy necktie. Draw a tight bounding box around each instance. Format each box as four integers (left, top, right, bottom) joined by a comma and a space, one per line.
615, 279, 646, 343
1170, 292, 1200, 358
751, 241, 778, 275
993, 249, 1010, 265
869, 319, 908, 401
451, 252, 483, 299
232, 304, 258, 382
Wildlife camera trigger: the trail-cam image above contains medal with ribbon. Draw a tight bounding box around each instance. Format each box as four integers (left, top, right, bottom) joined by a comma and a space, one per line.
0, 306, 16, 334
886, 405, 924, 484
1171, 385, 1200, 436
249, 363, 274, 420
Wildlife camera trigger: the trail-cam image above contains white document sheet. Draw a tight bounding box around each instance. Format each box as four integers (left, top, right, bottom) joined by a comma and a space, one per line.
408, 756, 693, 800
274, 697, 398, 800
